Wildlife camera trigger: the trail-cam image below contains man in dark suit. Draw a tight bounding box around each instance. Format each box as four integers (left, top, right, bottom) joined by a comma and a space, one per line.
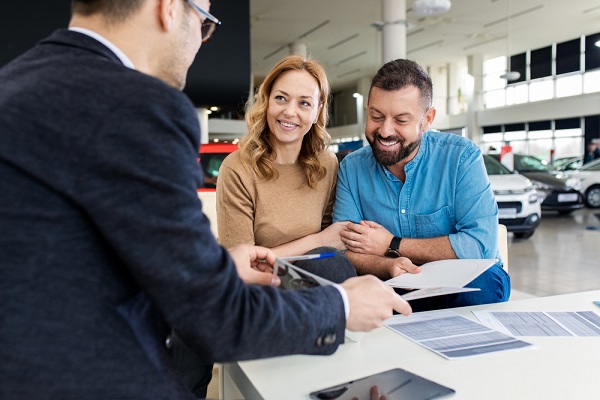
0, 0, 411, 399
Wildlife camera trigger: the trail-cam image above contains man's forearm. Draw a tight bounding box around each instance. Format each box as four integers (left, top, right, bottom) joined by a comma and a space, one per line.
345, 251, 392, 279
400, 236, 456, 264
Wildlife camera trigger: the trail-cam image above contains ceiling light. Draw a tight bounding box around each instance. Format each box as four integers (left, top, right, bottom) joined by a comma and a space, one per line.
412, 0, 451, 16
499, 71, 521, 81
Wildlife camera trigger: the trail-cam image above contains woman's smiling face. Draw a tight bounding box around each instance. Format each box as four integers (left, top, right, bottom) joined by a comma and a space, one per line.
266, 69, 321, 150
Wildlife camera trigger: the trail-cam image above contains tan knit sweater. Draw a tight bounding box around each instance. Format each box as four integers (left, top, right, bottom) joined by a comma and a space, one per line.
216, 150, 338, 249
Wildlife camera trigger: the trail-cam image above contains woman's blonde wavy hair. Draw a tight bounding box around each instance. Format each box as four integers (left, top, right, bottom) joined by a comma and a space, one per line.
239, 55, 331, 189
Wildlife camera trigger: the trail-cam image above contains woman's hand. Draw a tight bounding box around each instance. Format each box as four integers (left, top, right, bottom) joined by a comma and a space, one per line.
317, 221, 348, 250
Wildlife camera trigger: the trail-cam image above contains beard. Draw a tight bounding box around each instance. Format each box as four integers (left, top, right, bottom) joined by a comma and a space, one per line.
367, 130, 422, 166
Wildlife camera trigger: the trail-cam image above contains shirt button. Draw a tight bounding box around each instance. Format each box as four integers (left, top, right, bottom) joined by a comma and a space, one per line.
401, 209, 406, 214
165, 335, 173, 349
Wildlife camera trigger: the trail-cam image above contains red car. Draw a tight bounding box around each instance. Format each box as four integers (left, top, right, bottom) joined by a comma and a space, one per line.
197, 142, 238, 192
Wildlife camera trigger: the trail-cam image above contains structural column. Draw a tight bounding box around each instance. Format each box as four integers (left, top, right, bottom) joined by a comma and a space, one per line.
289, 42, 307, 58
382, 0, 407, 63
197, 108, 209, 144
466, 54, 484, 143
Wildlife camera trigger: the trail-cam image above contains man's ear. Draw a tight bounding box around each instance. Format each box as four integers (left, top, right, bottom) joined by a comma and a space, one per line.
158, 0, 178, 31
422, 106, 436, 131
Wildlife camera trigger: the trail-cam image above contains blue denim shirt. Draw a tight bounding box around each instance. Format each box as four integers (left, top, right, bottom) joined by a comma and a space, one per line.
333, 130, 500, 260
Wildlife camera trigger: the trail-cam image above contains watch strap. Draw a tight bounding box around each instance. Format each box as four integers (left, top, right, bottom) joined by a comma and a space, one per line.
389, 236, 402, 253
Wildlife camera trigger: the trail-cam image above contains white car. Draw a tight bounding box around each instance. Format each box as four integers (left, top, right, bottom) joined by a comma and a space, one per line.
483, 155, 541, 239
568, 158, 600, 208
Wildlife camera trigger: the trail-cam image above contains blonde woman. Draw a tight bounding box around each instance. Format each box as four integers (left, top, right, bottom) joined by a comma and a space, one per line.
217, 55, 355, 282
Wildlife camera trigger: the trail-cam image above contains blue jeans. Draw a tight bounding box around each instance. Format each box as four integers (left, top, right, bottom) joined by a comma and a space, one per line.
396, 263, 511, 312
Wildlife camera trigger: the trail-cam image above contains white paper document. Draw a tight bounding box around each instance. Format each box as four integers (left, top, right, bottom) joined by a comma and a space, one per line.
386, 259, 497, 289
384, 311, 532, 359
400, 287, 480, 301
473, 310, 600, 337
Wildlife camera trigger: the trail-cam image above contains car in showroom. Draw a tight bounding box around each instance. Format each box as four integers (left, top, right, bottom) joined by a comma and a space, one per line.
197, 142, 238, 191
197, 142, 238, 238
553, 156, 583, 172
567, 158, 600, 208
483, 155, 541, 239
490, 153, 584, 215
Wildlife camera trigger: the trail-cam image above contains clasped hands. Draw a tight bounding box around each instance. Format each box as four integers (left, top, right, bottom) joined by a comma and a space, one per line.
339, 220, 422, 278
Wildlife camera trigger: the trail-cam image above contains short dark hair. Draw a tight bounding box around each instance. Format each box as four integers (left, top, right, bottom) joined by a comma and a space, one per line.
71, 0, 146, 23
369, 59, 433, 111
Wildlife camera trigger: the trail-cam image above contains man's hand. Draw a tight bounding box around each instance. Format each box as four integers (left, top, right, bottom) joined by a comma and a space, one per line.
387, 257, 422, 278
341, 221, 393, 256
341, 275, 411, 332
228, 244, 281, 287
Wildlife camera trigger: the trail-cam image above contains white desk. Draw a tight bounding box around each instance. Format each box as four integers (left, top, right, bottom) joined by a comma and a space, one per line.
223, 290, 600, 399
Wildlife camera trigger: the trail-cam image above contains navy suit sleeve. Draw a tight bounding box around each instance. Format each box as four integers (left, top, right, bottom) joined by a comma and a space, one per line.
75, 84, 346, 361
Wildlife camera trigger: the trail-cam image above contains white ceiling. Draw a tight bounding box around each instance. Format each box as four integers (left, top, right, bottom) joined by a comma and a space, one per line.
250, 0, 600, 91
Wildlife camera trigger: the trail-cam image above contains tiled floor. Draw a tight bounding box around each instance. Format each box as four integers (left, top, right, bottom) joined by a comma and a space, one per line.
508, 207, 600, 297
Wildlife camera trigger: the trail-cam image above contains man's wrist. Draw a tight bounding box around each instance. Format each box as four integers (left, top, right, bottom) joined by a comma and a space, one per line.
384, 236, 402, 258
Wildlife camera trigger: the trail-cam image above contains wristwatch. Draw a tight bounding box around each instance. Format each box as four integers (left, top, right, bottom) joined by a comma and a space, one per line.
385, 236, 402, 258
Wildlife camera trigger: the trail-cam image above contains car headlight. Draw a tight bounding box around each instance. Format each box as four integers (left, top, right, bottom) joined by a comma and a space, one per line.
565, 177, 582, 191
528, 193, 539, 204
532, 181, 553, 191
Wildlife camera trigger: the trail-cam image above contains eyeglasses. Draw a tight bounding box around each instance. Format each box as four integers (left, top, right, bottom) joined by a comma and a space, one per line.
186, 0, 222, 43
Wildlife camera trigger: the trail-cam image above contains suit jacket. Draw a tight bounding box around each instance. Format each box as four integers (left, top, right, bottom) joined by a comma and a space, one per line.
0, 30, 345, 399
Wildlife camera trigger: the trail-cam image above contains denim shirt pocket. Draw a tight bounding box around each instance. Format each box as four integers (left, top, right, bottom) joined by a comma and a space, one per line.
413, 206, 455, 238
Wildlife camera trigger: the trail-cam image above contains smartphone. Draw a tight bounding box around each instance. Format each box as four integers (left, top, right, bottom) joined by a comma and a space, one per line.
309, 368, 455, 400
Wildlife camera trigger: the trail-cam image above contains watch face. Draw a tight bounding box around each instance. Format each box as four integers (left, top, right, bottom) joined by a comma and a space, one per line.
385, 249, 401, 258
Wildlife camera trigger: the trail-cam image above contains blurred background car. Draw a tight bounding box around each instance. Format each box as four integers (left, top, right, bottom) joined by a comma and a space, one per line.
483, 155, 541, 239
197, 142, 238, 238
553, 156, 583, 172
567, 158, 600, 208
197, 142, 238, 191
490, 153, 584, 215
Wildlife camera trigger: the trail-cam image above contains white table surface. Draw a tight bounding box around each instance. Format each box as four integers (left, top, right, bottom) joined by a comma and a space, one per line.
223, 290, 600, 400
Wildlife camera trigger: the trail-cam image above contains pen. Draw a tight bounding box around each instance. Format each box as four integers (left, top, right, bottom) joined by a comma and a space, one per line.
280, 253, 336, 262
593, 301, 600, 308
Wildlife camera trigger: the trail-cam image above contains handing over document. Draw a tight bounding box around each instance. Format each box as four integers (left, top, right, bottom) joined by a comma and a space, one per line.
386, 259, 498, 301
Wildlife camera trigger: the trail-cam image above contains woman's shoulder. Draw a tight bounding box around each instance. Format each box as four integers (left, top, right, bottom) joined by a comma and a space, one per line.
317, 149, 339, 167
220, 150, 251, 177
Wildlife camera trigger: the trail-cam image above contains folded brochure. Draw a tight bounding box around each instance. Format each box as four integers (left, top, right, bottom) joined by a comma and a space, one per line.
386, 258, 498, 301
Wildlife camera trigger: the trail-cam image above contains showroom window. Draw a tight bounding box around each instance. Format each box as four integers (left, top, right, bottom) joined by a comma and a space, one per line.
482, 32, 600, 109
481, 118, 586, 162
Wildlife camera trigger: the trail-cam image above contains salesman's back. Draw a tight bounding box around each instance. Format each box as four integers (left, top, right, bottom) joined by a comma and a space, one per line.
0, 25, 347, 400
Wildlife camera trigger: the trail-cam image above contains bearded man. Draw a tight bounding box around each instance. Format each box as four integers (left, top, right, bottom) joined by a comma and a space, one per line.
333, 59, 511, 311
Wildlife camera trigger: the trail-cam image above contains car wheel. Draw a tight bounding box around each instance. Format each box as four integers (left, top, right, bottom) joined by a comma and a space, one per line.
584, 185, 600, 208
514, 231, 535, 239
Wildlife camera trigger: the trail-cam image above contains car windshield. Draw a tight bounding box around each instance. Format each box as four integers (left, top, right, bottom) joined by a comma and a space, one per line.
483, 154, 513, 175
557, 158, 582, 171
580, 158, 600, 171
199, 153, 229, 189
514, 154, 553, 172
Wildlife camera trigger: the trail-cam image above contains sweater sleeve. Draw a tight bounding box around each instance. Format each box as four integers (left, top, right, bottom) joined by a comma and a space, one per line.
216, 152, 257, 249
321, 151, 339, 230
